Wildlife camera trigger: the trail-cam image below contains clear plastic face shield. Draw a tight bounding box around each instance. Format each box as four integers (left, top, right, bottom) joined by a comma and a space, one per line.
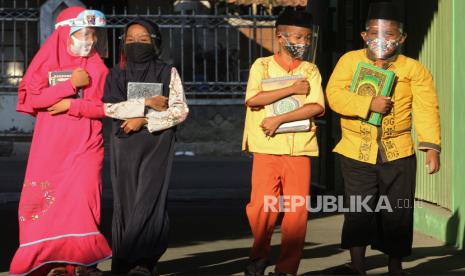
277, 25, 319, 62
56, 10, 108, 58
362, 19, 405, 60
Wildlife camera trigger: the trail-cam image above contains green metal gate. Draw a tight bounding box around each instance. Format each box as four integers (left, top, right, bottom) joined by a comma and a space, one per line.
414, 0, 452, 210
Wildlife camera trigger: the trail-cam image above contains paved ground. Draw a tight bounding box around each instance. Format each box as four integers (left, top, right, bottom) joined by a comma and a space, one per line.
1, 156, 465, 275
0, 156, 254, 202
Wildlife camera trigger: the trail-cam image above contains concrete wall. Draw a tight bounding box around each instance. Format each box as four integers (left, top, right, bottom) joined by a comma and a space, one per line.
174, 103, 246, 156
0, 94, 34, 134
1, 94, 248, 157
101, 101, 247, 157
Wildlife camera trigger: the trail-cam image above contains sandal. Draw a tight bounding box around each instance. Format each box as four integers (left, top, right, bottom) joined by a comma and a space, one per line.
331, 263, 362, 275
75, 266, 104, 276
47, 267, 68, 276
128, 265, 152, 276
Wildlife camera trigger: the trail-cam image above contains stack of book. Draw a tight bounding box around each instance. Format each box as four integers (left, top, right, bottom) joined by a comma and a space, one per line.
262, 75, 310, 133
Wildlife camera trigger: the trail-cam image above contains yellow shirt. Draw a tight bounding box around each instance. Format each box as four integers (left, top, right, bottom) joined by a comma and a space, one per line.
326, 49, 441, 164
242, 55, 325, 157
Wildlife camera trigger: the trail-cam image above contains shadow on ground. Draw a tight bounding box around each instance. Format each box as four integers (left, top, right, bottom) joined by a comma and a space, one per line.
305, 245, 465, 275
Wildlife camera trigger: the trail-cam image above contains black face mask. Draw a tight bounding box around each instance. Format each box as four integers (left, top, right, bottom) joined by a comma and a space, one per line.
125, 43, 156, 63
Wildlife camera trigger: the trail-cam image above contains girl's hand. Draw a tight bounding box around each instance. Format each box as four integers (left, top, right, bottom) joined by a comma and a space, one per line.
121, 117, 147, 134
47, 99, 71, 115
70, 68, 89, 88
145, 96, 168, 111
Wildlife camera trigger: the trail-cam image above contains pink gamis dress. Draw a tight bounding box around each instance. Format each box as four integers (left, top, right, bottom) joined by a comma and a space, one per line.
10, 6, 111, 275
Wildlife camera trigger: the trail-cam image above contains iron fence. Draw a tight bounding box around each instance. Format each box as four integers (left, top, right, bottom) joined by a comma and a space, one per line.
0, 1, 279, 98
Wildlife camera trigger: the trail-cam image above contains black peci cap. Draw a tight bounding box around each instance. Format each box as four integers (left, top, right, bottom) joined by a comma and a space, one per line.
275, 9, 313, 29
366, 2, 402, 23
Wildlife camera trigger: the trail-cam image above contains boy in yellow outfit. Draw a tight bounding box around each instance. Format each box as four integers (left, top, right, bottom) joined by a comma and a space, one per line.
326, 2, 441, 275
242, 9, 325, 276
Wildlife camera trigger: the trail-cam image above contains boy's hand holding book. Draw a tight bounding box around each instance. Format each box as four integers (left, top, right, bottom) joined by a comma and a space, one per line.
291, 79, 310, 95
260, 116, 283, 137
350, 62, 395, 125
258, 75, 312, 134
370, 96, 393, 114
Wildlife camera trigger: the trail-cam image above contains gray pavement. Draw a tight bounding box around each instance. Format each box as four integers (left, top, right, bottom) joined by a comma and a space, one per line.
1, 156, 464, 275
0, 155, 254, 202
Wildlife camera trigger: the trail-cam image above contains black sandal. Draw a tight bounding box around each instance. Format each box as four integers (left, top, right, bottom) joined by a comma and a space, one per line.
75, 266, 104, 276
331, 263, 362, 275
128, 265, 152, 276
47, 267, 68, 276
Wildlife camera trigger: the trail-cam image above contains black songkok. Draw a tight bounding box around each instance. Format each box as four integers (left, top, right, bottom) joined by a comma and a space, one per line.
276, 9, 313, 29
367, 2, 402, 23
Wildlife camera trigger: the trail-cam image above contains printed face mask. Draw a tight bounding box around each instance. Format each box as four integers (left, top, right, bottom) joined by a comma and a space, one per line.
281, 36, 310, 60
366, 37, 400, 59
69, 35, 94, 57
283, 42, 309, 60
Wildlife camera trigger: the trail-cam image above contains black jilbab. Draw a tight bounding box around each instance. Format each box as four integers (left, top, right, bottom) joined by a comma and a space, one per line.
102, 18, 175, 273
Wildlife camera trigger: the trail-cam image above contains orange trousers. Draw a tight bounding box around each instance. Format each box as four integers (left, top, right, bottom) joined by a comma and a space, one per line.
246, 153, 310, 275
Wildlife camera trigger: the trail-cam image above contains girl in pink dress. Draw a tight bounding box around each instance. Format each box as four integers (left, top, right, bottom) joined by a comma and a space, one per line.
11, 7, 115, 276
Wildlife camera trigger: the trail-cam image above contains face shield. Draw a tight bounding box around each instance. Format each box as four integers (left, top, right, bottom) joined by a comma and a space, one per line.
363, 19, 403, 59
56, 10, 108, 58
278, 25, 319, 62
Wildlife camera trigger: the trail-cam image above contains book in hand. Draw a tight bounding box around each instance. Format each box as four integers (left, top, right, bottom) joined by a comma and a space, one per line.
48, 71, 83, 98
262, 75, 310, 134
127, 82, 163, 100
349, 62, 396, 126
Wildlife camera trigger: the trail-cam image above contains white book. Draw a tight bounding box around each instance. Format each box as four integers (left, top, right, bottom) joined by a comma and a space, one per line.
127, 82, 163, 100
262, 75, 310, 133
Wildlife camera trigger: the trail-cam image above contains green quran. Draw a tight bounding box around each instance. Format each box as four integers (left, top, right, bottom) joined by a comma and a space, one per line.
349, 62, 396, 126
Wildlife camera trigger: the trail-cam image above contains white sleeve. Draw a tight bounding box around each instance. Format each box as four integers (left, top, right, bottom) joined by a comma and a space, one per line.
145, 67, 189, 132
104, 98, 145, 120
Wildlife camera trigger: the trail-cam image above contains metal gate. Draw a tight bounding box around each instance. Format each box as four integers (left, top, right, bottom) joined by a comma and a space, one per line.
0, 0, 279, 98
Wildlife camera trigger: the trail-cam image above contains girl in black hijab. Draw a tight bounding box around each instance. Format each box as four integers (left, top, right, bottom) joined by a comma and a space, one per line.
102, 18, 189, 276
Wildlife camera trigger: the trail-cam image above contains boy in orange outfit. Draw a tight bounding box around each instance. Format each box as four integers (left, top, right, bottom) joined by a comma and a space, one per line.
242, 9, 325, 276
